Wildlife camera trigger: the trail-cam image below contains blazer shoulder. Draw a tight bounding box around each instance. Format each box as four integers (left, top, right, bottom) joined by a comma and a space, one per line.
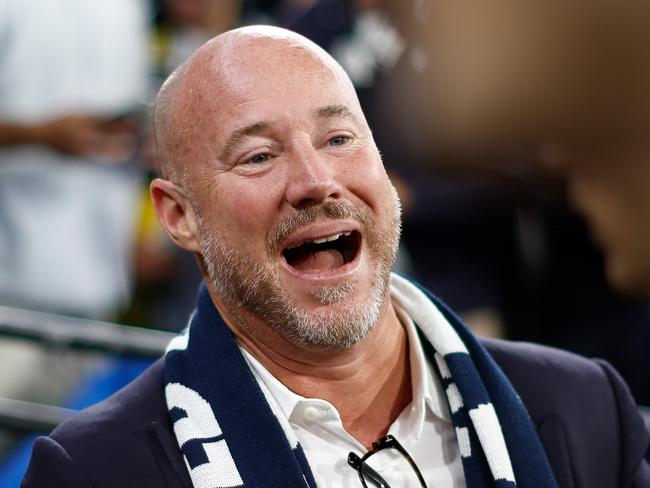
481, 337, 608, 385
480, 337, 621, 421
47, 359, 170, 471
51, 358, 167, 444
23, 359, 185, 487
482, 338, 650, 486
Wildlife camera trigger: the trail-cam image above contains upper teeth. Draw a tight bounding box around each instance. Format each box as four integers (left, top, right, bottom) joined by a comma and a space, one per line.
288, 231, 351, 248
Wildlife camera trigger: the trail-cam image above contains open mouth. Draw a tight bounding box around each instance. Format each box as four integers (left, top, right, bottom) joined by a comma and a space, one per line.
282, 230, 362, 274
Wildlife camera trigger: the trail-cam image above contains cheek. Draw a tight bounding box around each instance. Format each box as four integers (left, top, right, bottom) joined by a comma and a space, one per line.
344, 151, 392, 210
209, 181, 281, 249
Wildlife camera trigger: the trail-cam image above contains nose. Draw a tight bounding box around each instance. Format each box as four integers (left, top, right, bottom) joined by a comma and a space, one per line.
284, 147, 343, 209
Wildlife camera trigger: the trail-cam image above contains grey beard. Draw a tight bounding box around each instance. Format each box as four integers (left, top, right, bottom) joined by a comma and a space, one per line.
194, 190, 401, 351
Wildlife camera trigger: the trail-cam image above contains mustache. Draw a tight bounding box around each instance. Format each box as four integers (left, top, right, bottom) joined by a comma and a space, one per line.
267, 200, 373, 255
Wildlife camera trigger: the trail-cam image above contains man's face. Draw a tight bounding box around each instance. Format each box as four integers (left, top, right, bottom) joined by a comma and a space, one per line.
551, 142, 650, 295
183, 41, 401, 349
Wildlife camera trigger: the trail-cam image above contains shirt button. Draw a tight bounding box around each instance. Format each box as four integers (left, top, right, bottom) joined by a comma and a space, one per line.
302, 405, 323, 421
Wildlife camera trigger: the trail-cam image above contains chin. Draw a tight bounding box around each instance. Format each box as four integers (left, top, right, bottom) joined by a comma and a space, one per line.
295, 274, 374, 308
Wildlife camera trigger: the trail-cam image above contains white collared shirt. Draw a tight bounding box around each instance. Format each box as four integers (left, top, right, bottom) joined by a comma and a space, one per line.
241, 304, 466, 487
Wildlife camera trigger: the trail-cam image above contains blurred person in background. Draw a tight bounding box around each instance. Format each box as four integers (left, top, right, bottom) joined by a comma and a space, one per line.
541, 139, 650, 298
0, 0, 149, 319
379, 0, 650, 298
152, 0, 276, 78
0, 0, 150, 459
531, 2, 650, 300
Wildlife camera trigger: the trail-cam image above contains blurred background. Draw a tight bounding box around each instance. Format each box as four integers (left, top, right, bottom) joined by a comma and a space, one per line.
1, 0, 649, 483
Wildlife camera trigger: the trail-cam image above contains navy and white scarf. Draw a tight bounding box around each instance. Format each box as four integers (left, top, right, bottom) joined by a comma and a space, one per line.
164, 274, 557, 487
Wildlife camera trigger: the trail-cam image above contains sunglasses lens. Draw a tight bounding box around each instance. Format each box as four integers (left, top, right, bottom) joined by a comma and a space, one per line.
360, 448, 420, 488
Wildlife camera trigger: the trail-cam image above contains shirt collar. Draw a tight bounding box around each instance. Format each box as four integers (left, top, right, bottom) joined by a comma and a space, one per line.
240, 345, 303, 422
394, 302, 452, 427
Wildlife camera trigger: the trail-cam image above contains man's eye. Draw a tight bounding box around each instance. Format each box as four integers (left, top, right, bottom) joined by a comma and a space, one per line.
249, 153, 270, 164
328, 135, 350, 146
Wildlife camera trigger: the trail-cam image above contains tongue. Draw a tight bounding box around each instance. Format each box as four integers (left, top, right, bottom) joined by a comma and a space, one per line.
290, 249, 345, 273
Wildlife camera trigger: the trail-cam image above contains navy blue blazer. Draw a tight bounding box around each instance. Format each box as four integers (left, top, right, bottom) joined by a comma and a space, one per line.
22, 339, 650, 487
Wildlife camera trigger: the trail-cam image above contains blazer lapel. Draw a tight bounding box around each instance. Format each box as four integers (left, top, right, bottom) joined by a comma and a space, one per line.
148, 420, 193, 488
536, 414, 576, 488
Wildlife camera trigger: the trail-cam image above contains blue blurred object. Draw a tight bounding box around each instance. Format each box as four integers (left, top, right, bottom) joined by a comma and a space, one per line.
0, 356, 153, 487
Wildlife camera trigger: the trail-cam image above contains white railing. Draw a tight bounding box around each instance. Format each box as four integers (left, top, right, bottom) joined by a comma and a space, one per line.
0, 305, 174, 358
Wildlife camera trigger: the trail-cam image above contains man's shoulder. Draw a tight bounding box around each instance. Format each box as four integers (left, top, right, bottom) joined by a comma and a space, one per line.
480, 337, 618, 414
49, 358, 168, 456
480, 338, 650, 486
22, 359, 191, 487
479, 336, 642, 436
481, 337, 608, 383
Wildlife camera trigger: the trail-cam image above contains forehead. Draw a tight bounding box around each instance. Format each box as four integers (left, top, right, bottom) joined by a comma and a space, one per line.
203, 39, 359, 126
160, 35, 364, 176
219, 36, 344, 84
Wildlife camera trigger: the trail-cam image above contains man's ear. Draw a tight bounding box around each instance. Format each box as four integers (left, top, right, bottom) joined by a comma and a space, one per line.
150, 178, 202, 253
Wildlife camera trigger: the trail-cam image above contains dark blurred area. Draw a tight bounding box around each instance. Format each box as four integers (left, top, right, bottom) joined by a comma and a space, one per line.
1, 0, 649, 483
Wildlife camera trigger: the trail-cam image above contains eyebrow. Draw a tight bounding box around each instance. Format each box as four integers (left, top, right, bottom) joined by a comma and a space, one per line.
314, 104, 362, 127
220, 121, 270, 162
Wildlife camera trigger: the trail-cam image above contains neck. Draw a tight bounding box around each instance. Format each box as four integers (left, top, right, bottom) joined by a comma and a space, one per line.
210, 289, 412, 449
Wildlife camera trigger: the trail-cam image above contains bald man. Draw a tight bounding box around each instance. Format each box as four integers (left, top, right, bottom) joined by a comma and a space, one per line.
22, 27, 649, 488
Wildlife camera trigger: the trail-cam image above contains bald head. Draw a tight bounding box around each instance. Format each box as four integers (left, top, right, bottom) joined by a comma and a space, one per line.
153, 26, 360, 185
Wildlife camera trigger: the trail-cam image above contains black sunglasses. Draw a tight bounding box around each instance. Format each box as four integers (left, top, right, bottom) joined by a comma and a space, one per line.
347, 435, 427, 488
